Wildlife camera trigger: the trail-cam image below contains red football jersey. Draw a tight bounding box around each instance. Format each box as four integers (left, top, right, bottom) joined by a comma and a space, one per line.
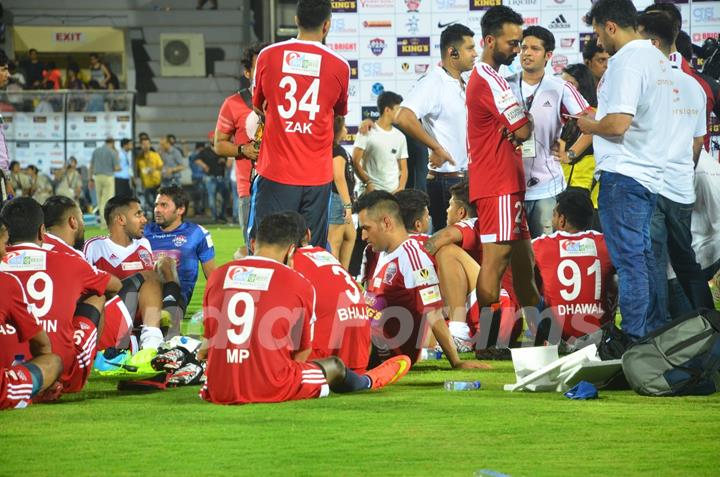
202, 256, 316, 404
364, 238, 443, 364
0, 272, 42, 369
253, 38, 350, 186
43, 232, 85, 259
293, 247, 370, 372
532, 230, 615, 339
0, 243, 110, 372
466, 62, 529, 202
83, 236, 154, 279
216, 93, 259, 197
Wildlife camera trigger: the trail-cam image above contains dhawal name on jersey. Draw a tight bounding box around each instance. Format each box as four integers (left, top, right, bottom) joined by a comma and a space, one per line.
559, 238, 598, 258
282, 51, 322, 77
0, 250, 47, 271
557, 303, 604, 316
223, 266, 274, 291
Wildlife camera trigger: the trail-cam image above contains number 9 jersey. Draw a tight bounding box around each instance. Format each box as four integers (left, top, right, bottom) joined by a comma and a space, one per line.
252, 38, 350, 186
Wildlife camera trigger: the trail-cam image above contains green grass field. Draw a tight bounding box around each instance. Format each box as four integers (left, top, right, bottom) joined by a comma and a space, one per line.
1, 226, 719, 476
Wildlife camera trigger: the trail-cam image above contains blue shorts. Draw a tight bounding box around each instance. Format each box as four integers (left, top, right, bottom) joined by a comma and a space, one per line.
328, 192, 345, 225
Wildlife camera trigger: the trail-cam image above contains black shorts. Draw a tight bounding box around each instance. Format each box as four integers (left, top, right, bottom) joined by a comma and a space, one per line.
248, 175, 332, 248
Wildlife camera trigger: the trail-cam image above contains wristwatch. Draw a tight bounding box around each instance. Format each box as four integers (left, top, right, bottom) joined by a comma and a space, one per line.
567, 150, 578, 163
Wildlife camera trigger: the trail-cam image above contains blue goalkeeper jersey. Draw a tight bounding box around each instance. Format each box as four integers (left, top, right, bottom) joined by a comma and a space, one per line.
144, 221, 215, 304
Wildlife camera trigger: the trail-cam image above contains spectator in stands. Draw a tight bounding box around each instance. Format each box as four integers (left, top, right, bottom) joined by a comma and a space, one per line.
21, 48, 44, 89
26, 165, 53, 205
194, 142, 229, 223
105, 80, 127, 111
7, 61, 24, 88
85, 80, 105, 112
41, 61, 62, 90
88, 52, 112, 88
188, 142, 208, 216
136, 136, 164, 213
8, 161, 31, 197
167, 134, 186, 158
65, 62, 85, 89
54, 157, 83, 203
582, 37, 609, 86
159, 135, 185, 186
115, 138, 134, 197
90, 138, 121, 227
34, 93, 55, 113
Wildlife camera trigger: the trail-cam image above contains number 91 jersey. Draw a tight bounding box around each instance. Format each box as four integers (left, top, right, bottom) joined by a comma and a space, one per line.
252, 38, 350, 186
532, 230, 615, 339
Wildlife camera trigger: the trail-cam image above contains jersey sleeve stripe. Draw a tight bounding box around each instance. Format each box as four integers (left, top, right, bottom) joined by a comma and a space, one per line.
564, 82, 589, 110
481, 65, 510, 91
403, 242, 421, 270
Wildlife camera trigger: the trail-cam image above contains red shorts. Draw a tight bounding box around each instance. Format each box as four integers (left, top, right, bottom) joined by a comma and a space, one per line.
60, 315, 99, 393
0, 363, 38, 410
97, 296, 133, 351
474, 193, 530, 244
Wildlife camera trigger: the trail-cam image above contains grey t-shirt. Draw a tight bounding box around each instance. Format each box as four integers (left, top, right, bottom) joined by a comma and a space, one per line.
161, 147, 184, 184
91, 145, 120, 176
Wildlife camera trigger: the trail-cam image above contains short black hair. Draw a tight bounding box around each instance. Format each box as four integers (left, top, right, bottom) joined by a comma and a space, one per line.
523, 26, 555, 52
241, 42, 269, 72
586, 0, 638, 29
355, 190, 402, 223
675, 30, 693, 61
166, 134, 176, 143
157, 185, 189, 217
121, 138, 132, 147
563, 63, 598, 107
9, 160, 19, 171
556, 188, 594, 231
0, 49, 8, 68
582, 36, 605, 62
104, 195, 141, 226
0, 197, 44, 244
42, 195, 80, 229
395, 189, 429, 232
440, 23, 475, 56
644, 2, 681, 38
481, 5, 524, 39
449, 179, 476, 218
638, 11, 676, 50
138, 131, 150, 140
296, 0, 332, 31
377, 91, 403, 114
29, 48, 38, 55
256, 211, 304, 249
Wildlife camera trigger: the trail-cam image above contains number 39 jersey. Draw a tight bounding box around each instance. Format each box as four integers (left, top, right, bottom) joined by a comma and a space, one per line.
253, 38, 350, 186
532, 231, 615, 339
0, 243, 111, 372
202, 256, 316, 404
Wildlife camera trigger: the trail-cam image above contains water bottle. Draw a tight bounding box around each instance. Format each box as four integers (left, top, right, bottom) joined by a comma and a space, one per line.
444, 380, 481, 391
11, 354, 24, 366
421, 347, 442, 360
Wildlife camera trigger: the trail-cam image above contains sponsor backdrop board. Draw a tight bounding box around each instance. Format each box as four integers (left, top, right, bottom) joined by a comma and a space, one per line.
327, 0, 720, 155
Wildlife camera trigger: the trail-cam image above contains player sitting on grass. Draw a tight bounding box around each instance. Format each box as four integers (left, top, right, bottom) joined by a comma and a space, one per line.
532, 188, 617, 344
145, 185, 217, 336
357, 190, 489, 370
0, 198, 122, 396
289, 212, 371, 373
198, 212, 411, 405
422, 180, 520, 357
0, 217, 63, 410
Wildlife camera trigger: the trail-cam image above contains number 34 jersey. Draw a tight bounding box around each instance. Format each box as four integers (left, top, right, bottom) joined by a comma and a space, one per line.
0, 243, 111, 371
532, 230, 616, 339
253, 38, 350, 186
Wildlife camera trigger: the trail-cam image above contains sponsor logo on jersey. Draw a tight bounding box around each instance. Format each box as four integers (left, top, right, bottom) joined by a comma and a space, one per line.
306, 250, 339, 267
223, 265, 274, 291
413, 267, 437, 286
559, 238, 598, 257
469, 0, 502, 11
420, 285, 441, 305
282, 51, 322, 77
138, 249, 154, 267
172, 234, 187, 247
504, 104, 526, 125
382, 262, 398, 285
0, 250, 47, 271
369, 38, 387, 56
121, 261, 144, 271
331, 1, 357, 13
397, 37, 430, 57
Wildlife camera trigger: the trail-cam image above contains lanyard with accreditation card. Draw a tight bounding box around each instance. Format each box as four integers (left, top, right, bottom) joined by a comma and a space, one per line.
519, 73, 543, 159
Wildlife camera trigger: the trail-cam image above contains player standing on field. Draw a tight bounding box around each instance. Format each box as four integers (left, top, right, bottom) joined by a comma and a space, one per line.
250, 0, 350, 248
466, 6, 541, 321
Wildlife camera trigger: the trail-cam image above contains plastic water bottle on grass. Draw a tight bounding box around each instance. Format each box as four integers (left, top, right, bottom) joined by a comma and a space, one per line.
421, 347, 442, 360
444, 381, 481, 391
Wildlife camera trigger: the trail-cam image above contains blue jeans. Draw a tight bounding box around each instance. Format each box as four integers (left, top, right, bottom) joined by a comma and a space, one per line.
205, 176, 228, 221
524, 196, 557, 238
651, 195, 714, 323
427, 174, 463, 233
598, 172, 658, 339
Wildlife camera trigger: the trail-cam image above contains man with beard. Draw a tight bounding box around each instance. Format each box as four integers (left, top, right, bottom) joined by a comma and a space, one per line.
466, 5, 540, 327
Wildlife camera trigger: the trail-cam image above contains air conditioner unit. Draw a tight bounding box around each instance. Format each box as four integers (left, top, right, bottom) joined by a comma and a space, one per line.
160, 33, 206, 77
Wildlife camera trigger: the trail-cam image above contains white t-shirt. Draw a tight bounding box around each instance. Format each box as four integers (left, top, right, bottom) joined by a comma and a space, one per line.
401, 67, 468, 173
507, 73, 590, 200
661, 67, 707, 204
594, 39, 673, 194
353, 126, 408, 192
